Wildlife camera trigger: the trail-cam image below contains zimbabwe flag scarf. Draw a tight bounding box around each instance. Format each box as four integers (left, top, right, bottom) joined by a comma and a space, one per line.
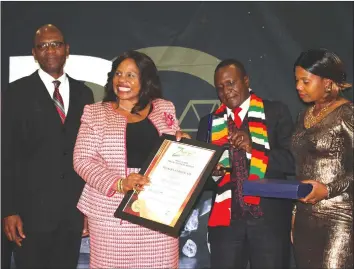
208, 92, 270, 227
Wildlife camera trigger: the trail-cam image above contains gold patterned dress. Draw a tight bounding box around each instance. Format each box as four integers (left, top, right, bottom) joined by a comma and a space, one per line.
291, 102, 353, 269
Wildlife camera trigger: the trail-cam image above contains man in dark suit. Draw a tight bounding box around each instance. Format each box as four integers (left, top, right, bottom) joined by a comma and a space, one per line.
2, 24, 94, 269
197, 59, 294, 269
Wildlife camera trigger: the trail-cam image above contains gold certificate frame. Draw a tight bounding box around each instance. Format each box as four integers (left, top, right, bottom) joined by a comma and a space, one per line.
114, 134, 223, 237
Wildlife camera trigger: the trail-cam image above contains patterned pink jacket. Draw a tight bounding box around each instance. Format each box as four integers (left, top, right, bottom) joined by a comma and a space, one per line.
74, 99, 180, 221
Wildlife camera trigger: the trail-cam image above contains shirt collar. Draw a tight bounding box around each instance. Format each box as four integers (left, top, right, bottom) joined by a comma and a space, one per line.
225, 88, 252, 121
38, 68, 67, 86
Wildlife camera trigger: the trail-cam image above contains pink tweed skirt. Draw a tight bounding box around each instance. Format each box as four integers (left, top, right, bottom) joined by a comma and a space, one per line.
88, 211, 179, 268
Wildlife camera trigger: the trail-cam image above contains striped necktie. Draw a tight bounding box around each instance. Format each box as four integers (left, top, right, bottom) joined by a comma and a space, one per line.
52, 80, 65, 123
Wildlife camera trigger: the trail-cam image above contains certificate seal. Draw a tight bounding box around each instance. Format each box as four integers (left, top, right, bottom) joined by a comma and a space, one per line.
131, 200, 141, 213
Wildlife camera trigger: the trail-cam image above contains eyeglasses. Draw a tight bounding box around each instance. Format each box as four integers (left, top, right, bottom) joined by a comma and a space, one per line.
36, 41, 65, 51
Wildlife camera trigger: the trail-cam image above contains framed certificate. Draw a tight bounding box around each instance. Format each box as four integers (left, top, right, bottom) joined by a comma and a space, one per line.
114, 134, 223, 237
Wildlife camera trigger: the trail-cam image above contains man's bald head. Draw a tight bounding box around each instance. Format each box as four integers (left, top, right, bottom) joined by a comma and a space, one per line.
34, 24, 65, 47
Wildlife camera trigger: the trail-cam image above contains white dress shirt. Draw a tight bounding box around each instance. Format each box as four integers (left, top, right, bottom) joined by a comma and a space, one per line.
38, 68, 70, 115
225, 92, 252, 159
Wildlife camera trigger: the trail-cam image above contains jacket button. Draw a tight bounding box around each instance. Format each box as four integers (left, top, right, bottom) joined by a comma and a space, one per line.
60, 174, 65, 179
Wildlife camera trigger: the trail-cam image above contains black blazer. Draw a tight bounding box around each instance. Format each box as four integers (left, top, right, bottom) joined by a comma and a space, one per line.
197, 100, 295, 225
1, 71, 94, 232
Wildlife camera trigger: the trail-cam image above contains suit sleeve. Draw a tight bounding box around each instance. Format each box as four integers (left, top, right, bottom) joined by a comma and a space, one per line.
73, 105, 123, 197
196, 114, 210, 142
196, 114, 217, 191
266, 102, 295, 176
1, 84, 20, 218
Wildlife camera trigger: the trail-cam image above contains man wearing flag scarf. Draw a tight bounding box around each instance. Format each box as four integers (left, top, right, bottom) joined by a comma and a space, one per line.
197, 59, 295, 269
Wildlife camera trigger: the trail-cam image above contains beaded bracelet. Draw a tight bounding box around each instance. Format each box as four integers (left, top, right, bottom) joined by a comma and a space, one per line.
120, 178, 124, 193
117, 178, 124, 193
116, 179, 121, 193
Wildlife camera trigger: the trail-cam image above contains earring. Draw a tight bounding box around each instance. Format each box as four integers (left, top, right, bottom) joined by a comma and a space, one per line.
325, 88, 331, 93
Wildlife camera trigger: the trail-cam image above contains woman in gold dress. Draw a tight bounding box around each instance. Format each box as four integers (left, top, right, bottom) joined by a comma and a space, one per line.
291, 48, 353, 269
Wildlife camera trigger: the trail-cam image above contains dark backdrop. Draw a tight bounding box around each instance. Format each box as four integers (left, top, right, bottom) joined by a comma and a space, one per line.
2, 2, 353, 115
1, 2, 353, 268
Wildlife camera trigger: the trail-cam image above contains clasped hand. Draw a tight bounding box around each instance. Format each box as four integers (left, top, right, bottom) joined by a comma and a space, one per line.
228, 130, 252, 153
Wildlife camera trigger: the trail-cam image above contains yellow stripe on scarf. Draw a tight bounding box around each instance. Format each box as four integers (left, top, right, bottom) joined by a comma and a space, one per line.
249, 126, 267, 136
250, 99, 264, 108
250, 158, 267, 173
211, 129, 228, 140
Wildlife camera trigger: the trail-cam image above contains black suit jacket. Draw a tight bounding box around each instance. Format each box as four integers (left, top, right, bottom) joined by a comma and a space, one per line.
197, 100, 295, 226
1, 71, 94, 232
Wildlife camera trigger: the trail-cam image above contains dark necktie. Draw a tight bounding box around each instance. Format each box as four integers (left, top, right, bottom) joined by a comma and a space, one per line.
228, 116, 263, 218
52, 80, 66, 123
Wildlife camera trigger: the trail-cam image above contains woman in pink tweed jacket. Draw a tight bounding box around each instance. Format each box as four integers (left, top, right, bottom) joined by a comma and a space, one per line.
73, 51, 189, 268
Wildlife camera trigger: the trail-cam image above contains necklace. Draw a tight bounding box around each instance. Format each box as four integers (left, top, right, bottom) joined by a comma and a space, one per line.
119, 104, 132, 112
304, 101, 335, 129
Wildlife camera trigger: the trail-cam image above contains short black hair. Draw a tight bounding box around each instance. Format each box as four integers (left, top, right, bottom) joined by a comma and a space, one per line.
103, 50, 162, 114
294, 48, 349, 87
215, 59, 247, 77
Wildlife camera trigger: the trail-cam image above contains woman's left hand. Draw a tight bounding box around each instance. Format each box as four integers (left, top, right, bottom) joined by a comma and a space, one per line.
298, 179, 328, 205
175, 131, 191, 141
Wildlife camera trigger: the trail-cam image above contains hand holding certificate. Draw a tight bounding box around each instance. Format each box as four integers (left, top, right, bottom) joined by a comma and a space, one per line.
115, 134, 223, 237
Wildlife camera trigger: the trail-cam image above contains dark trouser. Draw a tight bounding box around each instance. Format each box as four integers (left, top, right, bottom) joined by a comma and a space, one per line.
209, 213, 290, 269
2, 231, 13, 269
13, 224, 82, 269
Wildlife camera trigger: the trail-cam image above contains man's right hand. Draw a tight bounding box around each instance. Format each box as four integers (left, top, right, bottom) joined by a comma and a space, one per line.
3, 215, 26, 247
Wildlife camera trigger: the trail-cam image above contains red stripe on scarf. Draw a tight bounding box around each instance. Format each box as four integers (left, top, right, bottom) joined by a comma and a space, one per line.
249, 174, 260, 180
215, 103, 227, 115
249, 121, 267, 129
218, 173, 230, 187
208, 198, 231, 226
212, 137, 229, 146
251, 95, 263, 102
251, 149, 269, 164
